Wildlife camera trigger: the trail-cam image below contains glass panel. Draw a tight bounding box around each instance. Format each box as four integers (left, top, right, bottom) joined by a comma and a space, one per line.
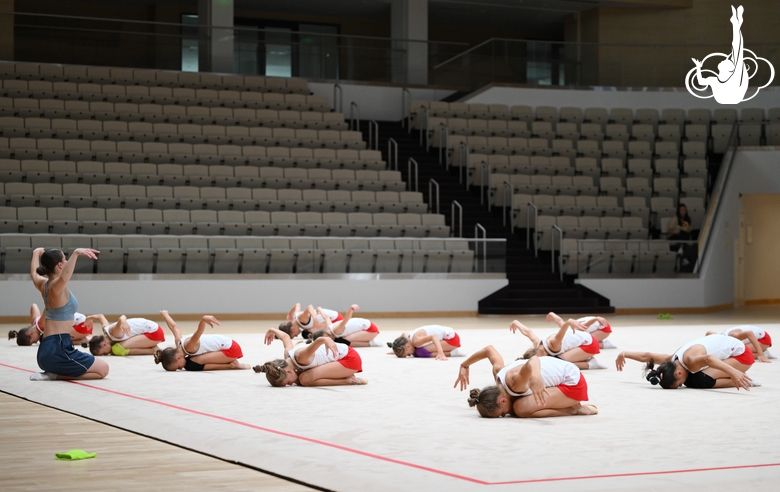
181, 14, 199, 72
298, 24, 339, 80
265, 28, 292, 78
234, 25, 259, 75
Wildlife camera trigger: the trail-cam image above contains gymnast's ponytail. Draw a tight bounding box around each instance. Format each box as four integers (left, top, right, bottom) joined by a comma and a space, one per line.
643, 359, 677, 389
253, 359, 288, 387
8, 328, 33, 346
468, 386, 503, 418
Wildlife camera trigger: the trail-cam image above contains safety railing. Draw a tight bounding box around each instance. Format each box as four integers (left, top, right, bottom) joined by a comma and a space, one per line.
550, 225, 563, 276
387, 138, 399, 171
451, 200, 463, 238
349, 102, 361, 132
502, 181, 514, 230
407, 158, 419, 192
367, 120, 379, 151
333, 84, 343, 114
474, 223, 487, 273
559, 239, 699, 279
401, 88, 411, 130
438, 122, 448, 165
428, 179, 440, 215
526, 202, 538, 255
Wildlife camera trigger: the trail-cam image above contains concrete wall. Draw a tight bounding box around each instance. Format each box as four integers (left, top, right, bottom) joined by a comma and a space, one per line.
464, 85, 780, 113
0, 275, 507, 318
578, 148, 780, 310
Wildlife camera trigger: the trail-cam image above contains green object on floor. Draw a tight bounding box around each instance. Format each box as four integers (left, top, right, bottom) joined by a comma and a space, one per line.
55, 450, 97, 461
111, 343, 130, 356
657, 313, 674, 320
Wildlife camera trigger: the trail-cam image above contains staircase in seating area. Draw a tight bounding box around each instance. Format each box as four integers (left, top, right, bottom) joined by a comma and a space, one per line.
361, 120, 614, 315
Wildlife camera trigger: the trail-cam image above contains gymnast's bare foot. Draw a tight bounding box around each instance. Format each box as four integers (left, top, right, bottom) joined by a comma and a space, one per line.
348, 376, 368, 385
574, 404, 598, 415
230, 361, 251, 370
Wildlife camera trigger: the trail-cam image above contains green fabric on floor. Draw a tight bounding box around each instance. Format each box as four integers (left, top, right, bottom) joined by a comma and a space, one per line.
55, 449, 96, 461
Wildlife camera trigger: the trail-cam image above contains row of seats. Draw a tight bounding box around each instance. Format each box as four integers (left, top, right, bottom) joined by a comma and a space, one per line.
0, 142, 381, 168
0, 81, 328, 111
0, 208, 450, 237
0, 101, 347, 129
0, 62, 311, 94
412, 101, 771, 128
0, 163, 404, 190
533, 216, 649, 249
448, 135, 706, 162
0, 118, 352, 144
1, 186, 422, 212
512, 194, 701, 231
0, 235, 473, 275
475, 155, 707, 184
560, 240, 680, 275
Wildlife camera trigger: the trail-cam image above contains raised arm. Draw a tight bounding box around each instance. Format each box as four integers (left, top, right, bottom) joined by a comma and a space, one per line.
616, 350, 673, 371
328, 304, 358, 336
54, 248, 99, 291
454, 345, 506, 391
294, 336, 337, 366
516, 356, 549, 407
160, 310, 183, 347
546, 319, 582, 353
264, 327, 294, 353
287, 303, 301, 322
107, 315, 130, 339
415, 333, 448, 361
30, 248, 47, 290
730, 6, 744, 69
183, 315, 220, 353
509, 320, 541, 347
86, 314, 110, 330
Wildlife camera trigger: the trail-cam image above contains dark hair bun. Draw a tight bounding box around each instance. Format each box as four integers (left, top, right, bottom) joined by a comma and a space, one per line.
253, 364, 265, 373
36, 266, 48, 276
647, 373, 661, 385
386, 342, 393, 348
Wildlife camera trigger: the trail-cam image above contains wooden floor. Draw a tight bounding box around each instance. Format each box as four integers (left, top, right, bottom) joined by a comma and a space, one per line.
0, 392, 318, 492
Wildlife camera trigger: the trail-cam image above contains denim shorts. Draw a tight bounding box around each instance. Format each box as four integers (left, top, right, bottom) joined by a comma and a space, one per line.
37, 333, 95, 378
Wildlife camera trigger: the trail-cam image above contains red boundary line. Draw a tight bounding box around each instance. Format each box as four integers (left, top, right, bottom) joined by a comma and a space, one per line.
3, 362, 780, 486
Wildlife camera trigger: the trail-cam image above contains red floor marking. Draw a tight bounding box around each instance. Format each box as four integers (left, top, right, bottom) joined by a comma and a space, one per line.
4, 362, 780, 485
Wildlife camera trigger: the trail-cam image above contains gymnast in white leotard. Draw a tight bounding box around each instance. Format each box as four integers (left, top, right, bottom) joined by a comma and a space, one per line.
512, 315, 605, 370
616, 334, 755, 390
88, 314, 166, 356
304, 305, 381, 347
389, 325, 463, 360
255, 327, 367, 387
453, 345, 597, 418
153, 310, 249, 372
705, 325, 773, 362
279, 303, 343, 338
9, 303, 94, 347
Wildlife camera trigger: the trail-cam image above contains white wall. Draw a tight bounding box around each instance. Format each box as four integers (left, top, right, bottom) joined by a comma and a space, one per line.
0, 275, 507, 317
463, 86, 780, 113
578, 149, 780, 309
308, 82, 454, 122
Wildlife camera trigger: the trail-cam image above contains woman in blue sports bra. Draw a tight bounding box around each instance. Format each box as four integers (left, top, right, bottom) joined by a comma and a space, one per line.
29, 247, 109, 381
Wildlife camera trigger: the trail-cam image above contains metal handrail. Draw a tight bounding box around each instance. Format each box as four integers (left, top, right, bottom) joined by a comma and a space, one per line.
333, 84, 343, 114
551, 225, 563, 276
502, 180, 514, 229
401, 88, 411, 129
368, 120, 379, 151
349, 102, 361, 132
438, 123, 448, 165
479, 161, 491, 208
694, 122, 737, 273
407, 158, 419, 192
451, 200, 463, 238
526, 202, 538, 254
457, 142, 469, 184
429, 179, 440, 215
475, 223, 487, 273
419, 107, 428, 146
387, 138, 398, 171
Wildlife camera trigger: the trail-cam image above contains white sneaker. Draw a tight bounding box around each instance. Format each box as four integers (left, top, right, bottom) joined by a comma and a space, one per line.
368, 339, 383, 347
587, 357, 607, 370
601, 339, 617, 349
750, 378, 762, 387
450, 348, 467, 357
764, 349, 777, 360
30, 372, 56, 381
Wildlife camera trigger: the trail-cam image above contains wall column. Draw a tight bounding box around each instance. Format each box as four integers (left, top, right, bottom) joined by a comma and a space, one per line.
0, 0, 14, 61
391, 0, 428, 85
198, 0, 234, 73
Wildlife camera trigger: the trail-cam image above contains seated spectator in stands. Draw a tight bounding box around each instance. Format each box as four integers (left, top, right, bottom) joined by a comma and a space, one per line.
667, 203, 693, 241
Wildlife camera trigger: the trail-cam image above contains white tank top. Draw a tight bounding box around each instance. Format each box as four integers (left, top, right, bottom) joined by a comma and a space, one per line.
673, 334, 746, 372
288, 342, 350, 370
542, 331, 594, 356
104, 318, 159, 342
180, 334, 234, 356
722, 325, 766, 340
335, 318, 372, 337
578, 316, 607, 334
295, 308, 339, 329
496, 357, 581, 396
410, 325, 455, 343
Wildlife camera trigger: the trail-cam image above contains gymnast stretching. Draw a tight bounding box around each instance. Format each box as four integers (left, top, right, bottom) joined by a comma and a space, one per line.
513, 316, 607, 370
88, 315, 166, 356
454, 345, 597, 418
306, 305, 382, 347
256, 327, 366, 386
29, 247, 109, 381
705, 325, 773, 362
616, 333, 756, 390
9, 304, 93, 346
279, 303, 343, 338
389, 325, 465, 360
154, 310, 249, 371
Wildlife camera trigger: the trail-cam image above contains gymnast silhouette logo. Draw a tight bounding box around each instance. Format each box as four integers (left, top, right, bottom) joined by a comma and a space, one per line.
685, 5, 774, 104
